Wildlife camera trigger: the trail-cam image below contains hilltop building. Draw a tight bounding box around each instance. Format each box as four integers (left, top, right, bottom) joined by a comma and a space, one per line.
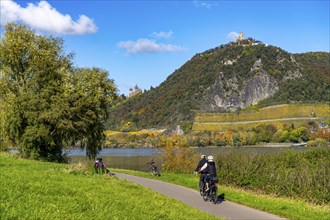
129, 84, 142, 97
239, 32, 245, 41
235, 32, 261, 47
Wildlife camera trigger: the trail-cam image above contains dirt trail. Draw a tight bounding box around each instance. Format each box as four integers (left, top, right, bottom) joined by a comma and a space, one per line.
115, 172, 286, 220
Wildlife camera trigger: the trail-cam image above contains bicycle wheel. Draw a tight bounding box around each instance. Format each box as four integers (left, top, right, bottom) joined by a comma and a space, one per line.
211, 187, 217, 204
202, 190, 209, 201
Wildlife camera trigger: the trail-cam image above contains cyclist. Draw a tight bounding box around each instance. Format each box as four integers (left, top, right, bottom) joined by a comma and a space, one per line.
148, 159, 161, 176
195, 155, 207, 193
198, 155, 217, 191
94, 158, 110, 174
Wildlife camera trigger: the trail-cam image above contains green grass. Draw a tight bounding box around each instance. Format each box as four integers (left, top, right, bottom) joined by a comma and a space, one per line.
194, 104, 330, 123
193, 103, 329, 131
3, 152, 329, 220
0, 153, 217, 220
192, 119, 322, 131
112, 169, 330, 220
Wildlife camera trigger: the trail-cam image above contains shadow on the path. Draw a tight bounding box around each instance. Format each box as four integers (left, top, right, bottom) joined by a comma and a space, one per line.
217, 193, 225, 204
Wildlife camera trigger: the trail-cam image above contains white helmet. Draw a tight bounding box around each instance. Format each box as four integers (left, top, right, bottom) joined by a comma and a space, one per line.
207, 155, 214, 161
201, 154, 205, 159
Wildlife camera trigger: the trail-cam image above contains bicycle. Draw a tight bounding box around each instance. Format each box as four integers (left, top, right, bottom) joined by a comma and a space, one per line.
202, 177, 218, 204
195, 172, 206, 196
147, 160, 160, 176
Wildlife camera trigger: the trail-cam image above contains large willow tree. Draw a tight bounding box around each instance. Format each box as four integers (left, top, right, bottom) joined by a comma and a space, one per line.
0, 23, 117, 161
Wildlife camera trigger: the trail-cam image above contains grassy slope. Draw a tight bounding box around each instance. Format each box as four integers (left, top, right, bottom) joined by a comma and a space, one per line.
0, 153, 216, 220
193, 104, 330, 131
112, 169, 330, 220
195, 104, 329, 122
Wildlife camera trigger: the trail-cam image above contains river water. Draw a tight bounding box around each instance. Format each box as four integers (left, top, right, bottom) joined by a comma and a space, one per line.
68, 145, 307, 172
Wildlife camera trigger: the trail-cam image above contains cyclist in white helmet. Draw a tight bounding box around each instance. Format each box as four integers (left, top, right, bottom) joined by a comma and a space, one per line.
198, 155, 217, 191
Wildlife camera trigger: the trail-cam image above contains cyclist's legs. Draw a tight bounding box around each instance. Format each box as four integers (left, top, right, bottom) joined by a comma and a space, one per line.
199, 174, 206, 190
205, 175, 212, 189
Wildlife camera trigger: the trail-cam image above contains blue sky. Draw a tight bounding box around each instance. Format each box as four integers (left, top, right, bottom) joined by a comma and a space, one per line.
1, 0, 329, 95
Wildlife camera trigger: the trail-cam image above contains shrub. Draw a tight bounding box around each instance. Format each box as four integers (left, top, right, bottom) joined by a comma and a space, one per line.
216, 147, 330, 205
159, 136, 197, 173
306, 138, 328, 147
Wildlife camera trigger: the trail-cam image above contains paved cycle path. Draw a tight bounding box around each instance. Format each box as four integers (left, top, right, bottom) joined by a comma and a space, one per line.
115, 172, 286, 220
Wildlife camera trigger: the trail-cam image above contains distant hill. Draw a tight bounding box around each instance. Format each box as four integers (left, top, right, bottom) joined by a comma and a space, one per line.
106, 40, 330, 131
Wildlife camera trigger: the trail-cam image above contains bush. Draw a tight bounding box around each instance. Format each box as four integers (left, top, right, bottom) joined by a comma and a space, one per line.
159, 136, 198, 173
307, 138, 328, 147
216, 147, 330, 205
0, 143, 8, 152
0, 137, 10, 151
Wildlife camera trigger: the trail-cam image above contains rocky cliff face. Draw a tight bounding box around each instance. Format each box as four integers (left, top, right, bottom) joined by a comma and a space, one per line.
201, 59, 284, 111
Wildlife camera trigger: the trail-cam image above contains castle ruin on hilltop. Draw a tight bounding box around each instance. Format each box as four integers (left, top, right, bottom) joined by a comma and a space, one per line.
235, 32, 261, 47
129, 84, 142, 97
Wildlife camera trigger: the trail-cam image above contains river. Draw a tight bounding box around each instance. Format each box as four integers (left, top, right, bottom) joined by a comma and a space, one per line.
68, 145, 307, 172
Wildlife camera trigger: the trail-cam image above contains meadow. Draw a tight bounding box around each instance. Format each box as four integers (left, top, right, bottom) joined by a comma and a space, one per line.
2, 148, 329, 220
0, 153, 216, 220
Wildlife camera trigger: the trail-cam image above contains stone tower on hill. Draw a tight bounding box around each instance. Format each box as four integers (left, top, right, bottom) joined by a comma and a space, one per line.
129, 84, 142, 97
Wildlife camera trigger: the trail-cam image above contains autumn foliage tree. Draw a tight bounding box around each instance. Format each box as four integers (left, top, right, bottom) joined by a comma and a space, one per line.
153, 135, 197, 173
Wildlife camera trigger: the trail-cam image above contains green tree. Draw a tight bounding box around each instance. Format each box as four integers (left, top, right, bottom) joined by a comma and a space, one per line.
0, 23, 72, 161
65, 68, 117, 158
279, 130, 290, 142
0, 23, 117, 161
253, 124, 277, 143
289, 129, 301, 143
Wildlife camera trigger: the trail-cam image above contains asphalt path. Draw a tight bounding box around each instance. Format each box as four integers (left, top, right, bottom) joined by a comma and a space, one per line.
115, 172, 286, 220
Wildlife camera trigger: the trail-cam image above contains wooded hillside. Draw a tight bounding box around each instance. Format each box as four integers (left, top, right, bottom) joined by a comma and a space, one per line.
107, 41, 329, 131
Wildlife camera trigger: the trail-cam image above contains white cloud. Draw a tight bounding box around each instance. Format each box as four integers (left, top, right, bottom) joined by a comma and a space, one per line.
151, 31, 173, 39
0, 0, 97, 35
117, 38, 185, 55
227, 31, 240, 41
193, 0, 218, 9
